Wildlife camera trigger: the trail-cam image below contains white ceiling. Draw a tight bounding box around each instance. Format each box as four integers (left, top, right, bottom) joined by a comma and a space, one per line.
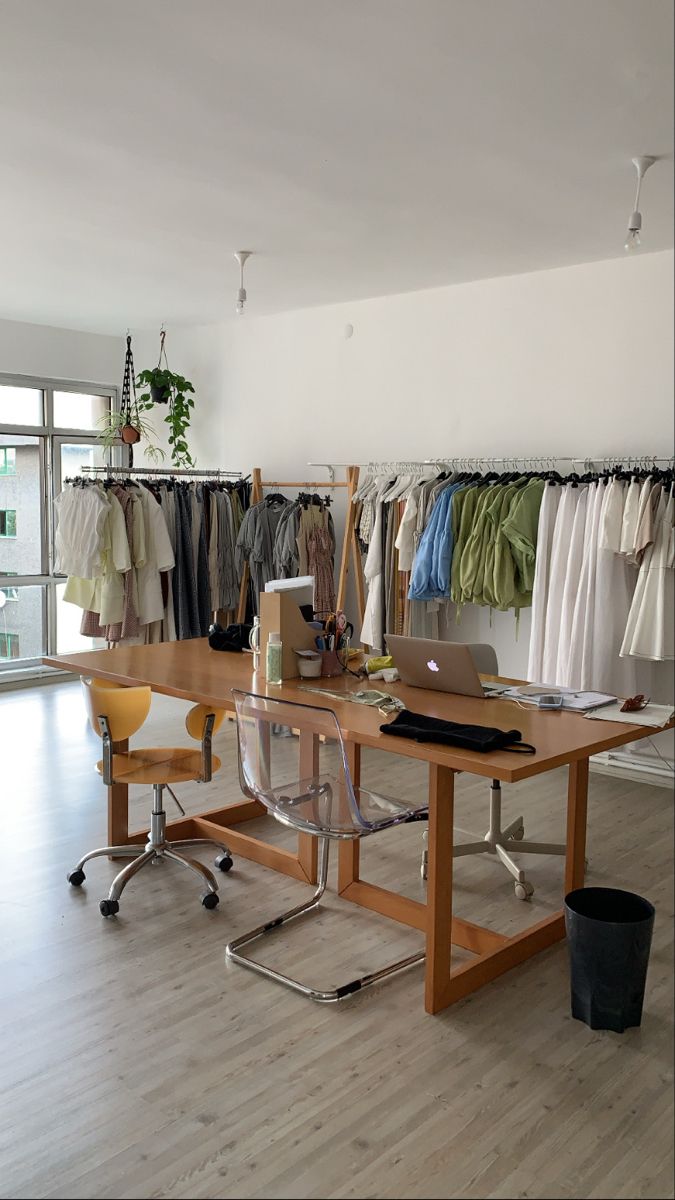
0, 0, 672, 334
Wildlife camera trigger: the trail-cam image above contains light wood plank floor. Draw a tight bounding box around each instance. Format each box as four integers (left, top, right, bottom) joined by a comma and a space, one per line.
0, 680, 672, 1200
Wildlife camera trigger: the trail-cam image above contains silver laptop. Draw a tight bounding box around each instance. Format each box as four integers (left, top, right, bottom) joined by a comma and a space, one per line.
386, 635, 487, 698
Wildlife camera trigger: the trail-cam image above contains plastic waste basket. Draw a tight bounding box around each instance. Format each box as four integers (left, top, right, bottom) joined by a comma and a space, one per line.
564, 887, 655, 1033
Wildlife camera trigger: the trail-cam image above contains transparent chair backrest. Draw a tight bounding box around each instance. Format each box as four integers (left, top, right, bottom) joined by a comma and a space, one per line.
232, 690, 365, 833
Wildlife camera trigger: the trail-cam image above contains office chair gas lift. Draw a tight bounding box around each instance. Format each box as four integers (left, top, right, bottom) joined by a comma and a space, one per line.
67, 678, 233, 916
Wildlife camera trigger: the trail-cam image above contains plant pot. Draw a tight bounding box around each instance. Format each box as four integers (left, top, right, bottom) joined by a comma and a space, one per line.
121, 424, 141, 444
150, 382, 170, 405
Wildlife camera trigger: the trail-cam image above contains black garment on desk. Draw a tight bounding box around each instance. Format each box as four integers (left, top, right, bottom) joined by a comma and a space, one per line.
380, 710, 536, 754
208, 622, 253, 652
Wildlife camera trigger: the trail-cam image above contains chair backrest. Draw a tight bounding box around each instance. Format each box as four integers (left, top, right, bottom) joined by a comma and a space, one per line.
185, 704, 226, 740
232, 690, 367, 835
81, 677, 151, 742
466, 643, 499, 676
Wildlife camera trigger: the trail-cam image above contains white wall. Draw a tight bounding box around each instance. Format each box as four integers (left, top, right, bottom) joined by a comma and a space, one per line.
0, 317, 121, 388
159, 251, 672, 681
223, 250, 673, 475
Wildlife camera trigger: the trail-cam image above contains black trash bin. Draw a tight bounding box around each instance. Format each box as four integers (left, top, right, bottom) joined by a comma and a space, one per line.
564, 887, 655, 1033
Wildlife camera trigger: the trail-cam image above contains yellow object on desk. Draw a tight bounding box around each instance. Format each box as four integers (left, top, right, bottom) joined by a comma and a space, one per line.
366, 655, 395, 673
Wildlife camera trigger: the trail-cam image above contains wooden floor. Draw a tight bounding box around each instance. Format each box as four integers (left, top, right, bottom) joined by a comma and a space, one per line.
0, 680, 672, 1200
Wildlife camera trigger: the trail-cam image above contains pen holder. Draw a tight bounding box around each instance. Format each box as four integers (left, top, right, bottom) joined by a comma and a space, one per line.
321, 650, 343, 678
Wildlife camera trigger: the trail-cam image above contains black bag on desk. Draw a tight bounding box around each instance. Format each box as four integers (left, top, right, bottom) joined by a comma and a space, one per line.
208, 622, 252, 653
380, 710, 536, 754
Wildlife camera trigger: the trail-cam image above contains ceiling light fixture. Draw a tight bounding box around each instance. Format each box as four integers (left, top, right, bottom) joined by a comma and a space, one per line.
624, 156, 657, 253
234, 250, 252, 314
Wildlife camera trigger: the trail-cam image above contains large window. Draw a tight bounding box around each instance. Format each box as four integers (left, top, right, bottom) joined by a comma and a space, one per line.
0, 632, 20, 659
0, 448, 15, 474
0, 375, 118, 672
0, 509, 16, 537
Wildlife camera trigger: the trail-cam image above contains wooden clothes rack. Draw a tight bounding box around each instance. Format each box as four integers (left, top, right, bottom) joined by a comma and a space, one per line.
236, 466, 366, 625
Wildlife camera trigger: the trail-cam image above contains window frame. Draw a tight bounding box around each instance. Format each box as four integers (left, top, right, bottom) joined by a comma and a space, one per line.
0, 372, 119, 672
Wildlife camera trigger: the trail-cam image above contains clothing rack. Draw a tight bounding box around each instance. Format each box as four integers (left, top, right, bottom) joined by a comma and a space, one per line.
236, 466, 365, 623
78, 465, 244, 478
311, 455, 674, 472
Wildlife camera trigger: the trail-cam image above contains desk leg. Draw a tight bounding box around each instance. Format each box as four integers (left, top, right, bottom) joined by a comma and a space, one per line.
565, 756, 589, 893
108, 738, 129, 857
425, 763, 455, 1015
338, 743, 361, 893
298, 729, 319, 884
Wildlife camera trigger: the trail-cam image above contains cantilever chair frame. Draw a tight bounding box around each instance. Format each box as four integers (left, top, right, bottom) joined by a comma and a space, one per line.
226, 690, 428, 1002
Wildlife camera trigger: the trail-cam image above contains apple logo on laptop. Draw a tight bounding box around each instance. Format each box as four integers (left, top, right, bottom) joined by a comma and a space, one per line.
427, 659, 440, 673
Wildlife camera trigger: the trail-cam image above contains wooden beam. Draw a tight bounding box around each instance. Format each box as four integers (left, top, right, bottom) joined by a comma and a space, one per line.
190, 816, 310, 881
438, 912, 567, 1010
298, 729, 319, 883
339, 879, 506, 954
337, 742, 361, 892
565, 756, 589, 894
425, 763, 455, 1015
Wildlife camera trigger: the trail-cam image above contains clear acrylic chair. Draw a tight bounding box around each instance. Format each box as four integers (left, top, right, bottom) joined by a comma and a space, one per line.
226, 690, 429, 1002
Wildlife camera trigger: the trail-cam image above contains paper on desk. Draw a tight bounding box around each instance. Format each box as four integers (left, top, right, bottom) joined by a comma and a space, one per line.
501, 686, 616, 711
584, 702, 675, 727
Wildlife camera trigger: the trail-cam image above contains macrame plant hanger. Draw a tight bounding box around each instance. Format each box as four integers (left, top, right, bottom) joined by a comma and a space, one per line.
120, 333, 141, 465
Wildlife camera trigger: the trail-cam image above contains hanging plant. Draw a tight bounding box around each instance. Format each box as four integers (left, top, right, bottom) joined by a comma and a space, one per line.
136, 329, 196, 469
98, 334, 165, 464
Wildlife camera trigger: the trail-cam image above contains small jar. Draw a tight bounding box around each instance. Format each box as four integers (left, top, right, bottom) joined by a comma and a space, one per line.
266, 631, 283, 685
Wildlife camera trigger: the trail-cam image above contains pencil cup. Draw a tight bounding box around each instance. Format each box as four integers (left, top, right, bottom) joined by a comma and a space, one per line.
321, 650, 343, 677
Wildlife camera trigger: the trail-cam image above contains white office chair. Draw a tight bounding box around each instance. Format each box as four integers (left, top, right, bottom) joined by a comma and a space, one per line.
420, 643, 566, 900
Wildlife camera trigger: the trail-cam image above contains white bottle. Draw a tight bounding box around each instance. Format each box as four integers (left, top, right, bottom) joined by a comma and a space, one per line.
266, 631, 283, 685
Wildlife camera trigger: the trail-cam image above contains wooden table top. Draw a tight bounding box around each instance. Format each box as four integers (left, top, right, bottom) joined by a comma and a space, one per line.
44, 639, 672, 784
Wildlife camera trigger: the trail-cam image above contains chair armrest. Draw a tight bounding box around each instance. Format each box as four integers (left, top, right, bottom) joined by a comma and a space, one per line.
99, 715, 113, 786
200, 712, 216, 782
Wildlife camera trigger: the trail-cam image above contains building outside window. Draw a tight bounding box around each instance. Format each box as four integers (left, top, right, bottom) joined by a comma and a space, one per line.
0, 376, 117, 672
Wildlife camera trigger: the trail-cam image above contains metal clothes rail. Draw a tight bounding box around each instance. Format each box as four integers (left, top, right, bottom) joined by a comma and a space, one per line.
79, 465, 244, 478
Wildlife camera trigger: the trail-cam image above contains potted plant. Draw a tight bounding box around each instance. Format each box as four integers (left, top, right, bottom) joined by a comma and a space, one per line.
98, 409, 165, 462
136, 330, 196, 469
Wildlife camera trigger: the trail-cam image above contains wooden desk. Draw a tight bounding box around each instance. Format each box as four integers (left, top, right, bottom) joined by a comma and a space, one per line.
45, 639, 671, 1015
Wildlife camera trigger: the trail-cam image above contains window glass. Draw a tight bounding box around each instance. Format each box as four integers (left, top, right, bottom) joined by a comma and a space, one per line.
0, 434, 42, 574
54, 391, 111, 431
0, 448, 16, 474
0, 385, 43, 426
0, 510, 17, 536
56, 582, 104, 653
0, 584, 46, 666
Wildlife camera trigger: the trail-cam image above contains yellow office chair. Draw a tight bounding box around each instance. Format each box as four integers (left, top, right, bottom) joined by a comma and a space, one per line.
67, 677, 233, 917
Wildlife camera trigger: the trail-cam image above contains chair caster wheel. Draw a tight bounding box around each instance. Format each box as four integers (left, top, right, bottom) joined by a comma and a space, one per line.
515, 881, 534, 901
67, 869, 85, 887
215, 853, 233, 873
201, 892, 219, 910
512, 825, 525, 841
99, 898, 119, 918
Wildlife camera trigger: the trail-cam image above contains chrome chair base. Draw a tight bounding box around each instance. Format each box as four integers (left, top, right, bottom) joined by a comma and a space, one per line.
420, 779, 566, 900
67, 785, 233, 916
225, 837, 425, 1002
